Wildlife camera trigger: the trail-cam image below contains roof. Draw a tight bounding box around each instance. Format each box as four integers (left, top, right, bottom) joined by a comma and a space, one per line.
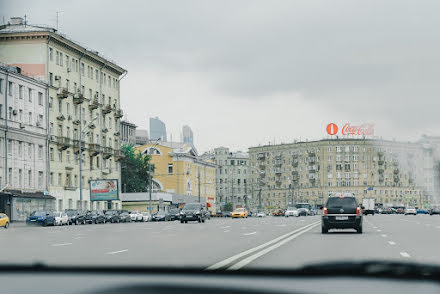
0, 190, 55, 200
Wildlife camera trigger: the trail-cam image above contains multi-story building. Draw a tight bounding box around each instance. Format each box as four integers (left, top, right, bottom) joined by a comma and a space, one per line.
120, 120, 137, 146
135, 129, 149, 146
182, 125, 193, 144
248, 138, 436, 211
149, 117, 167, 141
213, 147, 249, 209
0, 18, 126, 211
0, 64, 54, 221
135, 142, 216, 212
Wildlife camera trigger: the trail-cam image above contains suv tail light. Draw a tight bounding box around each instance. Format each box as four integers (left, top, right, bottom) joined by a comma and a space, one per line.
323, 207, 328, 215
356, 207, 362, 215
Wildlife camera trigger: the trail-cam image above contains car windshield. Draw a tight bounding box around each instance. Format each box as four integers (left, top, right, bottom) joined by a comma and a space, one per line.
3, 0, 440, 276
30, 211, 46, 217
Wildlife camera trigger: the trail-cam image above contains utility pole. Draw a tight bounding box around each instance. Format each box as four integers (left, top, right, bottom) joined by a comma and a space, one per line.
244, 180, 248, 210
198, 168, 201, 203
231, 165, 234, 209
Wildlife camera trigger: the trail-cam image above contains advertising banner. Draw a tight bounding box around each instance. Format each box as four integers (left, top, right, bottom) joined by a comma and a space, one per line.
90, 179, 119, 201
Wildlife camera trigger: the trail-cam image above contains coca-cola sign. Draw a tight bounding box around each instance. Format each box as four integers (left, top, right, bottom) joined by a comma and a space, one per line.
326, 123, 375, 136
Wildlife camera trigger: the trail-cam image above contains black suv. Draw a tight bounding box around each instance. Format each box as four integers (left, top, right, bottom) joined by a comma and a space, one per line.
85, 210, 106, 224
105, 210, 120, 223
66, 210, 86, 225
179, 203, 208, 223
322, 196, 363, 234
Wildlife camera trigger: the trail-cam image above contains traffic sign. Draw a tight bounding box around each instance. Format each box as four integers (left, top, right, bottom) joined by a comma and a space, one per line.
326, 123, 338, 135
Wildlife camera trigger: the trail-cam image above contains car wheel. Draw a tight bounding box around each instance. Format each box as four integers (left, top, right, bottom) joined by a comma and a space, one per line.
43, 220, 47, 227
4, 222, 9, 229
321, 226, 328, 234
181, 220, 184, 224
202, 219, 205, 223
356, 226, 363, 234
185, 221, 188, 223
75, 219, 78, 225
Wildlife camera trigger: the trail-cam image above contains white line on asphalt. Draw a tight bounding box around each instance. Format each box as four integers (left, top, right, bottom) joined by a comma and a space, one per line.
381, 234, 387, 238
74, 237, 84, 239
388, 241, 396, 245
107, 249, 128, 255
425, 224, 431, 227
227, 223, 319, 270
377, 229, 382, 232
220, 226, 231, 229
400, 252, 411, 258
224, 230, 230, 233
52, 243, 72, 247
276, 224, 286, 227
299, 219, 305, 222
373, 226, 378, 229
436, 226, 440, 229
75, 234, 84, 236
243, 232, 257, 236
206, 221, 320, 270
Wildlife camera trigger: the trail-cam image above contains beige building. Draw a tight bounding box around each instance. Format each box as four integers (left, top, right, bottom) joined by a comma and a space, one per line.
249, 138, 437, 211
0, 17, 126, 211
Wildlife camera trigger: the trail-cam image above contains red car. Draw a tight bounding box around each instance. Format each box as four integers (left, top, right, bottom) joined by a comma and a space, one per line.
272, 210, 285, 216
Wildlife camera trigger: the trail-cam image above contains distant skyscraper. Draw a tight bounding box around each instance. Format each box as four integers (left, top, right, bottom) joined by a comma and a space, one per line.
182, 125, 194, 144
149, 117, 167, 142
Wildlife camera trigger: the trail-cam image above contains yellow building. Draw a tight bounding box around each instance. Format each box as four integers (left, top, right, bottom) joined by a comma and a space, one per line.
135, 142, 217, 212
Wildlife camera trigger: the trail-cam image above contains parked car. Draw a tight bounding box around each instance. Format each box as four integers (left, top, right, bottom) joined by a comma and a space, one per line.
169, 208, 181, 221
417, 209, 429, 214
65, 210, 86, 225
54, 211, 69, 226
105, 210, 121, 223
223, 211, 232, 217
129, 211, 143, 222
232, 208, 248, 218
429, 207, 440, 215
214, 210, 224, 217
404, 207, 417, 215
396, 207, 405, 214
322, 195, 363, 234
179, 203, 208, 223
0, 213, 10, 229
118, 211, 132, 223
85, 210, 106, 224
141, 212, 152, 222
152, 210, 171, 222
26, 211, 55, 226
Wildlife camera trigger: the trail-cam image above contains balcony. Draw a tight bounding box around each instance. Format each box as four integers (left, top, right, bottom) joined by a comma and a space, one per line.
308, 151, 315, 157
102, 128, 108, 133
394, 176, 400, 183
56, 114, 66, 121
257, 153, 265, 160
259, 164, 266, 170
57, 88, 68, 99
379, 175, 384, 182
275, 168, 282, 175
309, 178, 316, 183
276, 180, 282, 187
89, 99, 99, 110
102, 105, 112, 115
115, 109, 123, 119
275, 160, 282, 166
275, 155, 282, 160
259, 172, 266, 178
56, 136, 70, 150
72, 119, 81, 125
378, 168, 384, 174
114, 131, 120, 136
393, 169, 399, 174
89, 143, 101, 156
73, 93, 85, 104
103, 147, 113, 159
292, 160, 298, 167
114, 149, 125, 161
72, 139, 85, 153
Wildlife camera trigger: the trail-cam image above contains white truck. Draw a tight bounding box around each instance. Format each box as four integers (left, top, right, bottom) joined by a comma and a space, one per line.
362, 198, 375, 215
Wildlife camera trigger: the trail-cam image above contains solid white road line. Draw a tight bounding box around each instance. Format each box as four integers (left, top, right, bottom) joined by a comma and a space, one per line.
52, 243, 73, 247
400, 252, 411, 258
74, 236, 84, 239
220, 226, 231, 229
224, 230, 230, 233
377, 229, 382, 232
206, 221, 320, 270
107, 249, 128, 255
243, 232, 257, 236
381, 234, 387, 238
276, 224, 286, 227
227, 223, 319, 270
388, 241, 396, 245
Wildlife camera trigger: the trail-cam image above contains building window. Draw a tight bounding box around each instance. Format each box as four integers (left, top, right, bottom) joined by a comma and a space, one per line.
50, 172, 54, 185
7, 140, 12, 155
38, 145, 43, 160
18, 141, 22, 156
28, 88, 32, 102
58, 150, 62, 162
38, 92, 43, 105
38, 171, 43, 188
50, 148, 54, 161
8, 168, 12, 185
168, 164, 173, 174
49, 48, 53, 61
58, 173, 62, 186
8, 107, 12, 119
49, 73, 53, 86
18, 169, 22, 186
19, 109, 23, 122
28, 112, 32, 124
28, 170, 32, 186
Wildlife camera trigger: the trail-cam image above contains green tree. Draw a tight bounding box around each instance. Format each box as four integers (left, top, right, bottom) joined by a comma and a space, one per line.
120, 145, 154, 192
224, 202, 233, 212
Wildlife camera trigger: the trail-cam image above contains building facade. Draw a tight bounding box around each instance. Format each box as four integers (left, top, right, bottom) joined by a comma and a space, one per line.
149, 117, 166, 142
120, 120, 137, 146
135, 129, 149, 146
0, 18, 125, 211
248, 138, 436, 212
135, 142, 216, 212
182, 125, 193, 144
213, 147, 249, 210
0, 64, 55, 221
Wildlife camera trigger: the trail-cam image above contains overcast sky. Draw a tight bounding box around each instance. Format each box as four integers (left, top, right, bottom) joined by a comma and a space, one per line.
2, 0, 440, 153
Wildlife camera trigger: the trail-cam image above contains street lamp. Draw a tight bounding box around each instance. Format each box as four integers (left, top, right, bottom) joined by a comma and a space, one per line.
148, 139, 161, 216
79, 115, 98, 211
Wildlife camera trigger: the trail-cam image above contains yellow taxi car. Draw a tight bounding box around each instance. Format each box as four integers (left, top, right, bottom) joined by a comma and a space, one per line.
0, 213, 10, 229
231, 208, 248, 218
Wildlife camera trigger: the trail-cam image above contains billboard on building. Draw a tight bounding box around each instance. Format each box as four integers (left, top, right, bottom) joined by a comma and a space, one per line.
90, 179, 119, 201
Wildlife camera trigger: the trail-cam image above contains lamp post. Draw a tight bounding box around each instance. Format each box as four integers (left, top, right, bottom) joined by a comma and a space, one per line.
79, 115, 98, 211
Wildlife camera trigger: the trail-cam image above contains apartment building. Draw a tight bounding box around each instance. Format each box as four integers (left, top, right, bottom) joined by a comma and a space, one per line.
0, 17, 126, 211
0, 64, 54, 221
213, 147, 249, 209
120, 120, 137, 146
248, 138, 436, 211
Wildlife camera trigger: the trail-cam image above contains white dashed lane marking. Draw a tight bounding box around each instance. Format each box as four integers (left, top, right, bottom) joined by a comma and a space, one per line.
243, 232, 257, 236
107, 249, 128, 255
52, 243, 72, 247
400, 252, 411, 258
388, 241, 396, 245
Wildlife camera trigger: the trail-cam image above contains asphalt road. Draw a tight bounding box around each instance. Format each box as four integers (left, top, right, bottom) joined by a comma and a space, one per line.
1, 214, 440, 269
